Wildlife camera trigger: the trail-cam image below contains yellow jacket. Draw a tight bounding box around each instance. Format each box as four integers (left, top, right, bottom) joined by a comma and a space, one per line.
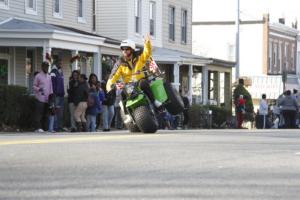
106, 39, 152, 91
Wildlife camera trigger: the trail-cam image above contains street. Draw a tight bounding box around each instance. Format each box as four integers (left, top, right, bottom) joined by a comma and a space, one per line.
0, 129, 300, 200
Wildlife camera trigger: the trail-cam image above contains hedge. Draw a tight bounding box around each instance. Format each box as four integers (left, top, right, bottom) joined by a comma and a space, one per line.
0, 85, 71, 131
0, 85, 35, 131
188, 104, 232, 128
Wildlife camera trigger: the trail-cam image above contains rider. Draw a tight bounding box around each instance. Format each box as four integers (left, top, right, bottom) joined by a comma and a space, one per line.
106, 34, 162, 107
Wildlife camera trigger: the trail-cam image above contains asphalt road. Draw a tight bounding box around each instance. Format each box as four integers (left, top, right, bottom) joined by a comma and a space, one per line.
0, 129, 300, 200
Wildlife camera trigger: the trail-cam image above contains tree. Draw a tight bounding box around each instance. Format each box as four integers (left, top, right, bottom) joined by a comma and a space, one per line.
233, 79, 254, 121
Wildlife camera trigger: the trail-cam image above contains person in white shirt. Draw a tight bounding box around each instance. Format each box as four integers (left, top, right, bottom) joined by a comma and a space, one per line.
259, 94, 268, 129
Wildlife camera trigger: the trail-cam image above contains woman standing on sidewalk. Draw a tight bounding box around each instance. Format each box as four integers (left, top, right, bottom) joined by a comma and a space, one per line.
73, 74, 89, 132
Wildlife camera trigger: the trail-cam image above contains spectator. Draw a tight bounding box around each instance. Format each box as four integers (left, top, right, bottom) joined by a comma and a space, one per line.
33, 62, 53, 133
258, 94, 268, 129
50, 59, 65, 132
67, 70, 80, 132
96, 81, 105, 130
86, 85, 101, 132
114, 82, 124, 129
181, 92, 190, 129
88, 73, 98, 88
235, 95, 245, 129
278, 90, 299, 128
48, 93, 57, 133
101, 81, 116, 132
73, 74, 89, 132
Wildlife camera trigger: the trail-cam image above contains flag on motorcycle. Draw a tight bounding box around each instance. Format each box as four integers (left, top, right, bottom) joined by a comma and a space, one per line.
149, 58, 159, 73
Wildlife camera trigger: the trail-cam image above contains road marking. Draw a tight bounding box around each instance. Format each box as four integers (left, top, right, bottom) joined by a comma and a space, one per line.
0, 135, 154, 146
295, 152, 300, 155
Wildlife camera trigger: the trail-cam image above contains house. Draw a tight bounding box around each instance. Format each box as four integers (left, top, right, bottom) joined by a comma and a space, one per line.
0, 0, 120, 92
97, 0, 234, 108
193, 14, 299, 106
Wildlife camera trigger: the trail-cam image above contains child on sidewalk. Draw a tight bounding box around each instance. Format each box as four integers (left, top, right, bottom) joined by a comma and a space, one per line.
86, 86, 102, 132
48, 93, 57, 133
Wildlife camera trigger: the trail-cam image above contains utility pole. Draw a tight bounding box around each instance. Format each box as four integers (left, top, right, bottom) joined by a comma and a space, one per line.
235, 0, 240, 81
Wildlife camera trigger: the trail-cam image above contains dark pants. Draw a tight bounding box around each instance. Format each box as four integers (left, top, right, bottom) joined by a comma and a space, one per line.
54, 96, 64, 130
114, 106, 123, 129
183, 109, 189, 126
282, 110, 297, 128
236, 112, 244, 128
34, 99, 48, 130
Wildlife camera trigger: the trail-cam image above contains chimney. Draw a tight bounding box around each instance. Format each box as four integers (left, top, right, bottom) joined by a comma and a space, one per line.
279, 18, 285, 24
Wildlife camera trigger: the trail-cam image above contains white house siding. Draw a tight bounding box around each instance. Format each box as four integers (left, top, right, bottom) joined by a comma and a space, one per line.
126, 0, 163, 47
0, 0, 44, 22
15, 47, 26, 86
45, 0, 93, 33
96, 0, 128, 41
162, 0, 192, 53
101, 46, 120, 56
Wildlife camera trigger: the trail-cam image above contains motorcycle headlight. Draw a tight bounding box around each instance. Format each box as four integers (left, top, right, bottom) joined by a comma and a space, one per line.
125, 84, 134, 94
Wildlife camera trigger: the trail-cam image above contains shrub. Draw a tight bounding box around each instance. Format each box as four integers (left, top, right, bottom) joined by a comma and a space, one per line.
188, 104, 232, 128
0, 85, 35, 130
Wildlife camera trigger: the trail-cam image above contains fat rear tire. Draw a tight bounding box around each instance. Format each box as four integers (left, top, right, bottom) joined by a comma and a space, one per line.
133, 106, 158, 133
164, 82, 184, 115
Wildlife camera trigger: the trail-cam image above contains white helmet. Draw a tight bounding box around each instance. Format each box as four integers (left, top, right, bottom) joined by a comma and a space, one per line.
120, 39, 136, 50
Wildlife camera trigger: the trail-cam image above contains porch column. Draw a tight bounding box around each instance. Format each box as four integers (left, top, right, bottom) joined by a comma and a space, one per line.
93, 47, 102, 80
188, 64, 193, 103
173, 62, 180, 91
202, 65, 209, 105
42, 42, 52, 61
71, 50, 79, 71
42, 43, 51, 73
224, 72, 232, 110
213, 71, 220, 105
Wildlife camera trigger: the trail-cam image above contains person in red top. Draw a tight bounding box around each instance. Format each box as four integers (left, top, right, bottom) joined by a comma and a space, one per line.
236, 95, 245, 128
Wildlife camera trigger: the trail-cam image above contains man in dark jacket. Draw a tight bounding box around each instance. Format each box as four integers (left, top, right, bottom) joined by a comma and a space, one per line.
278, 90, 299, 128
50, 59, 65, 131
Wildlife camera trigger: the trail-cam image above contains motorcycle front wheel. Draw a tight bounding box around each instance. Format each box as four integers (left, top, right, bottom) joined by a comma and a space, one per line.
133, 105, 158, 133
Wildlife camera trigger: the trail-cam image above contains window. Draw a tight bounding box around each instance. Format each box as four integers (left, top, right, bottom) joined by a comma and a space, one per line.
268, 40, 273, 73
135, 0, 141, 33
291, 44, 295, 73
26, 49, 36, 93
78, 0, 86, 23
278, 42, 282, 73
0, 0, 9, 10
149, 1, 156, 36
168, 6, 175, 41
284, 43, 288, 72
25, 0, 37, 15
53, 0, 62, 18
181, 9, 187, 43
0, 58, 8, 85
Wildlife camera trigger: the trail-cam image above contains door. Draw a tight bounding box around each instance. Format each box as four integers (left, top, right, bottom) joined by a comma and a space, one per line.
0, 57, 9, 85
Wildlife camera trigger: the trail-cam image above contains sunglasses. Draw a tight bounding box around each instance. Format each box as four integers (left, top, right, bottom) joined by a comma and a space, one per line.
121, 47, 131, 51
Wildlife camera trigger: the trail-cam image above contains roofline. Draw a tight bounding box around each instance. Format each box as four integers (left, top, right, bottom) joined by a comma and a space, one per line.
192, 19, 265, 26
208, 58, 236, 68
